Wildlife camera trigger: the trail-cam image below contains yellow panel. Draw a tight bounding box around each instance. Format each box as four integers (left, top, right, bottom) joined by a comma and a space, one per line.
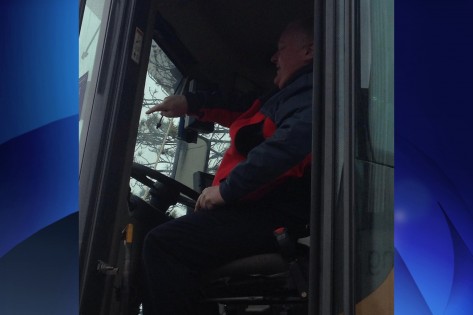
356, 269, 394, 315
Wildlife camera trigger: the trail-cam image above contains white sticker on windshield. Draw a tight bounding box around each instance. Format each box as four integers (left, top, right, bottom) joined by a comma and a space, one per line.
131, 27, 144, 64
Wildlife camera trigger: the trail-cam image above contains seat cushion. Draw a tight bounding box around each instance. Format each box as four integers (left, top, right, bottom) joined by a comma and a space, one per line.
204, 253, 289, 282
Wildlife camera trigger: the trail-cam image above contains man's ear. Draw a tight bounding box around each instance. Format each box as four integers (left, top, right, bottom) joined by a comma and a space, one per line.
304, 42, 314, 61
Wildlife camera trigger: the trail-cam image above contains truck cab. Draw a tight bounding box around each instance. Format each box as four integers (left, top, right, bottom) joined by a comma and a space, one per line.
79, 0, 393, 314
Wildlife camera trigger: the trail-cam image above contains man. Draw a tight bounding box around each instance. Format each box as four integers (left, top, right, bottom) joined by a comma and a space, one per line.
142, 18, 314, 314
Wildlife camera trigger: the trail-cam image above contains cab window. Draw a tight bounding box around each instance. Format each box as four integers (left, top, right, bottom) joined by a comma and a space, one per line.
130, 40, 230, 218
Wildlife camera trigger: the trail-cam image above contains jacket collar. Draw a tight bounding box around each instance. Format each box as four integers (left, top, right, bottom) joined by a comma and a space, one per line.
260, 64, 313, 102
280, 64, 314, 89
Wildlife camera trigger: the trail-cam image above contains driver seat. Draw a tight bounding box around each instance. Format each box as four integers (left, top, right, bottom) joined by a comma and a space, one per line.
128, 166, 310, 313
193, 171, 309, 309
200, 233, 309, 314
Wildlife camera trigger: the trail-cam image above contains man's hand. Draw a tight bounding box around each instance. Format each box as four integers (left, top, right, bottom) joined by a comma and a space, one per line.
146, 95, 188, 117
195, 186, 225, 211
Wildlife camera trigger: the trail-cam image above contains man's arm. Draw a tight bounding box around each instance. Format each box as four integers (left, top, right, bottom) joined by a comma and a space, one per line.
146, 91, 254, 127
185, 90, 256, 127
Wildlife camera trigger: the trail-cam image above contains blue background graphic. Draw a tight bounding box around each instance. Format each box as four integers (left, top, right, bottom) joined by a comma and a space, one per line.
0, 0, 78, 314
0, 0, 471, 314
395, 0, 473, 314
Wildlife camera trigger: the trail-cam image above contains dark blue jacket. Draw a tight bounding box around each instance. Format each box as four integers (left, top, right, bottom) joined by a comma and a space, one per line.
186, 66, 313, 223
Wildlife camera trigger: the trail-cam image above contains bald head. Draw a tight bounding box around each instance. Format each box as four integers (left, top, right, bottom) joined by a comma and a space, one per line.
285, 17, 314, 46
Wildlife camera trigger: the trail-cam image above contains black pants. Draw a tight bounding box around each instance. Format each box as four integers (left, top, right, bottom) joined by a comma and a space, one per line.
141, 206, 291, 315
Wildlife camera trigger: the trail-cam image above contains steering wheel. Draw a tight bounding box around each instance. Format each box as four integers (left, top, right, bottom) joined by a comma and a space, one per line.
130, 162, 200, 208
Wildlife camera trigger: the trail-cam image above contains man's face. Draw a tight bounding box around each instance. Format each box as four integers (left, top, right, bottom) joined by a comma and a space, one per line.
271, 28, 313, 88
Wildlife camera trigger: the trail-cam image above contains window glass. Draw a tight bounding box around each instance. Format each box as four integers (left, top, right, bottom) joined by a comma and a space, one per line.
130, 41, 230, 218
130, 41, 183, 199
79, 1, 107, 137
354, 0, 394, 311
356, 0, 394, 166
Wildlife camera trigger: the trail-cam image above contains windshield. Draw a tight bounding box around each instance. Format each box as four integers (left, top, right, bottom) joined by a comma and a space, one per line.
130, 40, 230, 217
130, 40, 182, 197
